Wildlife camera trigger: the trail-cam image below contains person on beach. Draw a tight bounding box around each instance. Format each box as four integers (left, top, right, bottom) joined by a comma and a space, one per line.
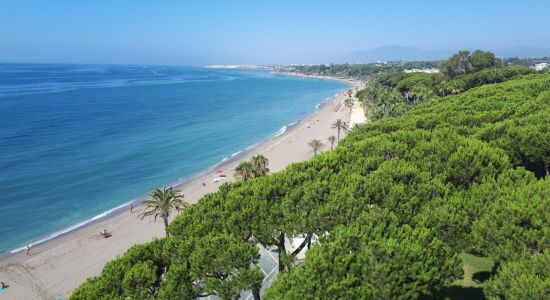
130, 203, 133, 213
25, 244, 30, 256
0, 282, 8, 289
101, 229, 112, 238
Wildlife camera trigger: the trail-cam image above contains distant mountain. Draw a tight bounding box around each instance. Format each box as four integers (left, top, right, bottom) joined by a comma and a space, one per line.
345, 45, 550, 63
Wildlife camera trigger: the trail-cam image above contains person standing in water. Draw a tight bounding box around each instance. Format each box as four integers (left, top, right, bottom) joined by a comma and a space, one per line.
25, 244, 30, 256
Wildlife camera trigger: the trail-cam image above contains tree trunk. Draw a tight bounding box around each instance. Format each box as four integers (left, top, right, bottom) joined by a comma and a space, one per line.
252, 287, 261, 300
291, 234, 311, 256
337, 129, 341, 142
277, 232, 285, 272
163, 216, 169, 237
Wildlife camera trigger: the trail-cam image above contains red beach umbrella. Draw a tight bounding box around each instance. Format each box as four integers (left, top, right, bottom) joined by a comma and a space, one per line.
215, 170, 223, 175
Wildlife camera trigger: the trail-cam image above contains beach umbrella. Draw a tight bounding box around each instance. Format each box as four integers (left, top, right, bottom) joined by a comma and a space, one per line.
215, 170, 223, 175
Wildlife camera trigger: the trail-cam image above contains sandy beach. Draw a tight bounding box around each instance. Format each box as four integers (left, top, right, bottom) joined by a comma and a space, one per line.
0, 79, 363, 300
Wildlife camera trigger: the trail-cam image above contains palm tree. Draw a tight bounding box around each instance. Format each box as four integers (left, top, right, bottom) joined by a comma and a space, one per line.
140, 187, 188, 237
235, 161, 255, 181
344, 98, 354, 120
331, 119, 348, 142
344, 98, 354, 112
327, 135, 336, 150
250, 154, 269, 177
308, 139, 324, 155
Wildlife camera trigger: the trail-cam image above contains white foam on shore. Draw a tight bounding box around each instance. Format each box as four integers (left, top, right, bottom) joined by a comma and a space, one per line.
219, 149, 244, 164
10, 200, 134, 254
216, 122, 295, 167
230, 150, 243, 158
272, 125, 288, 138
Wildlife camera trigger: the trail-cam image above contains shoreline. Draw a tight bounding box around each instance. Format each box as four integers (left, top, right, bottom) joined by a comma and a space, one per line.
0, 77, 351, 260
0, 77, 362, 299
272, 70, 360, 84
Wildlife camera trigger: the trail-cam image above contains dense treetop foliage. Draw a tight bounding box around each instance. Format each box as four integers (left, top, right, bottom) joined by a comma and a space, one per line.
439, 50, 500, 79
439, 65, 535, 95
484, 250, 550, 300
72, 54, 549, 299
357, 51, 537, 123
265, 209, 463, 299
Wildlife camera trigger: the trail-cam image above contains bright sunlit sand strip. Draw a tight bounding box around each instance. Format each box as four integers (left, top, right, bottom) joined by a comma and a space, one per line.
349, 101, 367, 127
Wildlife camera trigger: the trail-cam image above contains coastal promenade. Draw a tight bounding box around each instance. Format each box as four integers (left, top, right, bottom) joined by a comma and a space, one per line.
0, 81, 363, 299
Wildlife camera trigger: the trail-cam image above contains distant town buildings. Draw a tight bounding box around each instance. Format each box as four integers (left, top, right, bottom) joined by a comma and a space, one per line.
205, 65, 273, 70
403, 68, 440, 73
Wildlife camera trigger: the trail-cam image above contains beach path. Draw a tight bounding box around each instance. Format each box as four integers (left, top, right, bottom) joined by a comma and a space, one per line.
349, 101, 367, 127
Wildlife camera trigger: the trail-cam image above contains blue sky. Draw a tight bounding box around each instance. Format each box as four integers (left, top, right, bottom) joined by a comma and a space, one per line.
1, 0, 549, 65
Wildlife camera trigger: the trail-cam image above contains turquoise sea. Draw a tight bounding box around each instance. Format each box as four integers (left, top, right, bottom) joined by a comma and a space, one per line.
0, 64, 348, 255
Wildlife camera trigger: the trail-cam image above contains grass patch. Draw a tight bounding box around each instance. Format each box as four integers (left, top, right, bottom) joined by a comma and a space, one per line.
456, 252, 495, 287
439, 252, 495, 300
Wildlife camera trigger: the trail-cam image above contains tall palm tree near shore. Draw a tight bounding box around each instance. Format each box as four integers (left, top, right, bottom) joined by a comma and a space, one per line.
235, 161, 255, 181
327, 135, 336, 150
308, 139, 324, 155
332, 119, 348, 142
140, 187, 188, 237
344, 97, 354, 112
251, 154, 269, 177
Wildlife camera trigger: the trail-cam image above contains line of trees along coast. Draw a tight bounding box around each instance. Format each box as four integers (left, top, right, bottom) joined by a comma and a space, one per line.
277, 53, 549, 80
357, 50, 540, 123
71, 51, 550, 299
277, 61, 439, 78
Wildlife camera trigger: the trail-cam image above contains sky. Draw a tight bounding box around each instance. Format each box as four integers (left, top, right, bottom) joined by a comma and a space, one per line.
1, 0, 550, 65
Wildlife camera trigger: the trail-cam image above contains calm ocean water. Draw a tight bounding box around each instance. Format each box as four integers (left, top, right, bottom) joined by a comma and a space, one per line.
0, 64, 348, 254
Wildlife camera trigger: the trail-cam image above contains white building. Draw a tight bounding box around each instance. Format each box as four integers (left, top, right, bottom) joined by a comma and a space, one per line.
534, 63, 549, 71
403, 68, 440, 73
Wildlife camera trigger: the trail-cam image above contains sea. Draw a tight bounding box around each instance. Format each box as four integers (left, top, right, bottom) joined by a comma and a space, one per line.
0, 64, 348, 255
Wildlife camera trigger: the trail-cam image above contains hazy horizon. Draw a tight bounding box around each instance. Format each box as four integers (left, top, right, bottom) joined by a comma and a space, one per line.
1, 0, 550, 65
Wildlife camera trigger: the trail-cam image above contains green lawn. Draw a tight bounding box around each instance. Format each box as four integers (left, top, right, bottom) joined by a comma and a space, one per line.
440, 252, 495, 300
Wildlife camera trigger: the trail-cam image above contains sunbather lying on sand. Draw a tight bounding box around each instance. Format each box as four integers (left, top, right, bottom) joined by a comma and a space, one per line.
99, 229, 112, 238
